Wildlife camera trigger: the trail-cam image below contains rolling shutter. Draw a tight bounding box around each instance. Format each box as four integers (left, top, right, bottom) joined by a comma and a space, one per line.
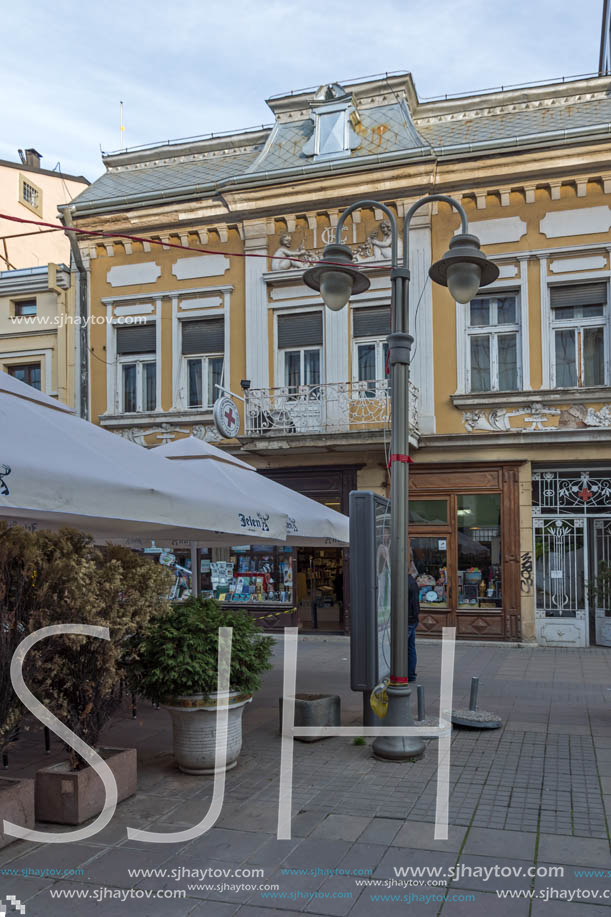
182, 318, 225, 355
550, 283, 607, 308
277, 312, 323, 348
116, 324, 156, 354
353, 306, 390, 338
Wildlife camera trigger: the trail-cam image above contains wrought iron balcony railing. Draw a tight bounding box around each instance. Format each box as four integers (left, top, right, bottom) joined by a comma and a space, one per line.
243, 379, 419, 438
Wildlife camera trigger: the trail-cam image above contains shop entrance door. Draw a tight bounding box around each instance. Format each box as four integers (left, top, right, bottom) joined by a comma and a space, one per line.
410, 535, 453, 632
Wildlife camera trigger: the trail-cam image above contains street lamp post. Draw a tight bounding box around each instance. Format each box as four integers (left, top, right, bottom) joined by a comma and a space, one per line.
304, 194, 499, 761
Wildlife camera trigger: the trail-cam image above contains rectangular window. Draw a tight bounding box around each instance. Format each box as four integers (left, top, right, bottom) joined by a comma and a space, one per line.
353, 307, 390, 397
121, 361, 155, 413
181, 318, 225, 410
278, 312, 323, 395
14, 299, 36, 317
457, 493, 502, 609
550, 283, 608, 388
7, 363, 41, 390
19, 174, 43, 215
467, 294, 520, 392
409, 499, 448, 525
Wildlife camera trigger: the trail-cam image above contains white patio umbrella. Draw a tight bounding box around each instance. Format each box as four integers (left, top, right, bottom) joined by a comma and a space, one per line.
154, 437, 349, 546
0, 372, 287, 543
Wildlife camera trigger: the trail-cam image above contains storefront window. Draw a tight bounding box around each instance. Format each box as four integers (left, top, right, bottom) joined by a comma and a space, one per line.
411, 537, 449, 608
457, 494, 502, 609
208, 545, 293, 604
409, 499, 448, 525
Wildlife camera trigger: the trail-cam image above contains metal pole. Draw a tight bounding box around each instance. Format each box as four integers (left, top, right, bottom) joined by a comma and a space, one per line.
469, 676, 479, 712
417, 685, 425, 722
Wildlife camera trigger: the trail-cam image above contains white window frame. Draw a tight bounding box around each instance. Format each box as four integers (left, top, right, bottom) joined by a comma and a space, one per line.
352, 336, 388, 397
455, 260, 529, 395
465, 291, 521, 393
549, 285, 610, 389
273, 307, 325, 391
118, 354, 157, 414
184, 353, 225, 409
280, 346, 322, 392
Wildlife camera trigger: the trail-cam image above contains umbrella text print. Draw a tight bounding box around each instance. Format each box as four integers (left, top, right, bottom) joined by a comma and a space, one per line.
0, 464, 11, 495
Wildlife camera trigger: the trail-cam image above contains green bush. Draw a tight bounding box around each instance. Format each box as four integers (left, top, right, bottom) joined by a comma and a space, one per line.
125, 597, 275, 703
0, 524, 172, 767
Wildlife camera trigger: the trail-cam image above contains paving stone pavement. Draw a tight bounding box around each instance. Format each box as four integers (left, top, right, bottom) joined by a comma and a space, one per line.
0, 637, 610, 915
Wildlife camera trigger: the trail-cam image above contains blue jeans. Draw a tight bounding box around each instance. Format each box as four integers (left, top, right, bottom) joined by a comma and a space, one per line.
408, 623, 417, 681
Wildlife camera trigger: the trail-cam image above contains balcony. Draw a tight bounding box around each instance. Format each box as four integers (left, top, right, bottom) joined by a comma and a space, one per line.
243, 379, 419, 441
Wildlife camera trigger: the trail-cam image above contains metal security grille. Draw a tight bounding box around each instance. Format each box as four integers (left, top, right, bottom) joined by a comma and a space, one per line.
277, 312, 323, 348
534, 517, 585, 617
549, 283, 607, 308
116, 324, 156, 354
353, 307, 390, 338
182, 318, 224, 355
532, 470, 611, 514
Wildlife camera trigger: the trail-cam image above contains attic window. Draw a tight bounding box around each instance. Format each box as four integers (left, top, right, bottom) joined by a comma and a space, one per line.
303, 85, 359, 160
318, 110, 348, 156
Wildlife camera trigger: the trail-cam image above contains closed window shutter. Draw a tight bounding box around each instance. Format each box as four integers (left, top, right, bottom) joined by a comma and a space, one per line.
277, 312, 323, 348
353, 306, 390, 338
116, 324, 156, 354
550, 283, 607, 308
182, 318, 225, 355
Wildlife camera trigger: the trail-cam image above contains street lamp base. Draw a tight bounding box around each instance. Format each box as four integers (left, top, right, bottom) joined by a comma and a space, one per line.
372, 683, 425, 761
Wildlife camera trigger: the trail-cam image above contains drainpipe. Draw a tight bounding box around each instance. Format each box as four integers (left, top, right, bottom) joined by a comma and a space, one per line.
60, 207, 89, 419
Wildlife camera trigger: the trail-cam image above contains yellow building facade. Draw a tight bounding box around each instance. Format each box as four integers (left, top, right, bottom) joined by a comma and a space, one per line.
68, 72, 611, 647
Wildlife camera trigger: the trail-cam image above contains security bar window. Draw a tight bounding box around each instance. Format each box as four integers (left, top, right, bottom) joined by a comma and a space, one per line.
181, 317, 225, 409
550, 283, 608, 388
467, 294, 520, 392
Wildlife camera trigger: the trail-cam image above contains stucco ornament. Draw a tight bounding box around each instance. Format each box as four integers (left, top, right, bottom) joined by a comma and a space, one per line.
355, 220, 401, 262
118, 423, 220, 447
463, 409, 511, 433
271, 234, 306, 271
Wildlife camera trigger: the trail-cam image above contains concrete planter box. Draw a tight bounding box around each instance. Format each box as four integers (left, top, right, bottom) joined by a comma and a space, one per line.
0, 777, 35, 848
279, 693, 341, 742
35, 747, 137, 825
163, 692, 252, 775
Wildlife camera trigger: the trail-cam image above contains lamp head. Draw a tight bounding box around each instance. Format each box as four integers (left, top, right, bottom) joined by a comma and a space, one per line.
429, 233, 499, 304
303, 242, 370, 310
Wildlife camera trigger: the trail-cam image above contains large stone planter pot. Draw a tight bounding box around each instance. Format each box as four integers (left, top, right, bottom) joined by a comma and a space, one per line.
35, 747, 137, 825
0, 777, 35, 848
163, 692, 252, 775
279, 693, 341, 742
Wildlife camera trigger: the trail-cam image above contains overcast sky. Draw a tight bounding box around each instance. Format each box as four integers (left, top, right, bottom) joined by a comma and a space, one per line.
1, 0, 604, 183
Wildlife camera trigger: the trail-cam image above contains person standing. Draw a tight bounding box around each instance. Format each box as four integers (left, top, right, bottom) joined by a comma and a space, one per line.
408, 549, 420, 681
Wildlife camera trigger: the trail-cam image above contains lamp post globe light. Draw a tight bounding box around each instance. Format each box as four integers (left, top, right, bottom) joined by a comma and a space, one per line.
303, 195, 499, 761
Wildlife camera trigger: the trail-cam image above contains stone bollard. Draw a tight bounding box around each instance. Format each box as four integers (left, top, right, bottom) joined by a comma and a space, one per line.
279, 693, 341, 742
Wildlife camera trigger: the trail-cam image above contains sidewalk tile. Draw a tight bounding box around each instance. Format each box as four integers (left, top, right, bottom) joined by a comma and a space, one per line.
356, 818, 403, 846
310, 816, 372, 842
537, 834, 611, 867
393, 821, 467, 853
463, 828, 536, 860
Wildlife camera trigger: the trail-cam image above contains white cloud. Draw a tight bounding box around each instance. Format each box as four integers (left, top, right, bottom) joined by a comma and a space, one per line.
0, 0, 604, 181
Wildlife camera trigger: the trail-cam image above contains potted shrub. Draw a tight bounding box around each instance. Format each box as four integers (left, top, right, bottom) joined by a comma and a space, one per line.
24, 529, 172, 824
126, 598, 274, 774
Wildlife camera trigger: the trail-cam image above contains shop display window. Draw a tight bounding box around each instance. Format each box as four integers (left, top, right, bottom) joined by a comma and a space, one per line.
457, 494, 502, 609
411, 536, 449, 608
209, 545, 294, 604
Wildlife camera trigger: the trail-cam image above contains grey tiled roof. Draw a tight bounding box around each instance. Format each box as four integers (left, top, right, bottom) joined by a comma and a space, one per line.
72, 92, 611, 210
250, 103, 427, 173
71, 150, 261, 205
418, 97, 611, 148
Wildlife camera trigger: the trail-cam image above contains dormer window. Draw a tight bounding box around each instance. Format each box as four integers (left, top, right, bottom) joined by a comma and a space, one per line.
303, 84, 360, 160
